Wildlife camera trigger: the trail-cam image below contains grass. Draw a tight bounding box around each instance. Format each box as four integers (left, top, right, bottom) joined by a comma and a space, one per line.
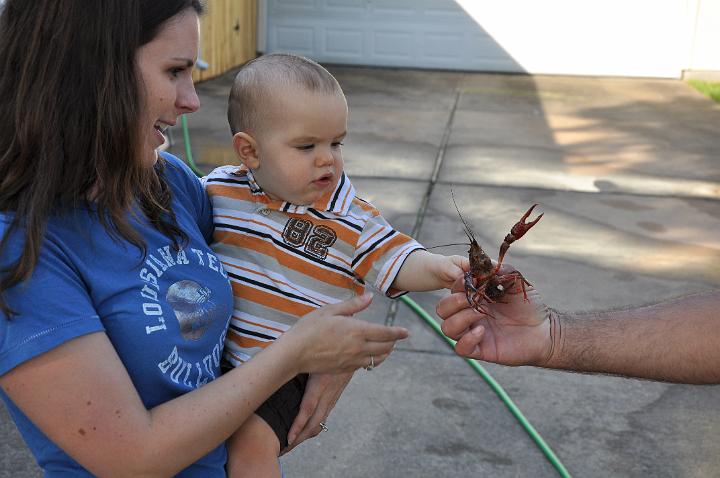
688, 79, 720, 104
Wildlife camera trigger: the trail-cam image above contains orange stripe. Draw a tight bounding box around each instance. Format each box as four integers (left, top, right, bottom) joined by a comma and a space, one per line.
226, 331, 271, 349
223, 261, 332, 307
324, 250, 351, 268
337, 186, 352, 212
354, 235, 411, 278
228, 259, 362, 302
230, 314, 286, 334
207, 184, 260, 202
209, 184, 287, 210
357, 227, 386, 250
226, 350, 247, 364
215, 215, 284, 236
379, 247, 416, 291
351, 282, 365, 296
232, 281, 316, 317
315, 184, 336, 210
216, 231, 356, 290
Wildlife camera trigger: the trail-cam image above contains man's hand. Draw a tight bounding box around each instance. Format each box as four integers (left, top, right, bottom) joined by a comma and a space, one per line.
436, 266, 554, 366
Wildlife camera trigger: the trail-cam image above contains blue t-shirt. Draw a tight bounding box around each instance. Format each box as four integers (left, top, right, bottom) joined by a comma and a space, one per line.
0, 153, 233, 477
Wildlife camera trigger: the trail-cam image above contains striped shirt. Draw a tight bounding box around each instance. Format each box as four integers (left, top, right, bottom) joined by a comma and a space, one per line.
204, 166, 424, 366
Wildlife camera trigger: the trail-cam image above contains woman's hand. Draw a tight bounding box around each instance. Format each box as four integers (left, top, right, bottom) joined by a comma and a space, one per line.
282, 372, 353, 454
278, 293, 409, 375
273, 293, 407, 453
436, 265, 553, 366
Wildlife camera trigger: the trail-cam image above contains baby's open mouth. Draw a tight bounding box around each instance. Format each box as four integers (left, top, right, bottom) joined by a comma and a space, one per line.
314, 173, 333, 185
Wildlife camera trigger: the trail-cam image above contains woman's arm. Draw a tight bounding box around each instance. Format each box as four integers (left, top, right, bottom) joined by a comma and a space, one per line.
0, 294, 408, 477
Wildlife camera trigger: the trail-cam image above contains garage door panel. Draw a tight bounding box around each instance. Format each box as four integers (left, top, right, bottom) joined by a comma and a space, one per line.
423, 33, 464, 60
326, 0, 365, 13
273, 25, 317, 55
424, 3, 468, 17
265, 0, 685, 77
367, 0, 421, 15
324, 29, 365, 58
274, 0, 318, 10
372, 30, 415, 60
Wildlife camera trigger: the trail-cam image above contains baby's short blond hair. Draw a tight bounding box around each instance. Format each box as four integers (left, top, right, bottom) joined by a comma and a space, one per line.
227, 53, 344, 135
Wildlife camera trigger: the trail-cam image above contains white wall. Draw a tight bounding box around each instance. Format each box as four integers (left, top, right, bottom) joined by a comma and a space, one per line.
453, 0, 686, 77
688, 0, 720, 71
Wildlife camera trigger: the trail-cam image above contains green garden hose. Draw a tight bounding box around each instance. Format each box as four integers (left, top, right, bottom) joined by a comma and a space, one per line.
179, 114, 571, 477
399, 295, 571, 477
181, 114, 205, 177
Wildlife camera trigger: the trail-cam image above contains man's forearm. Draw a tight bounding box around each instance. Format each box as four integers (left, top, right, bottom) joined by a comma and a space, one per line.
544, 290, 720, 384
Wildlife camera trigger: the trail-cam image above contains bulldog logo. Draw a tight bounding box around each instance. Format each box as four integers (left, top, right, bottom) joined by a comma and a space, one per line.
166, 280, 216, 340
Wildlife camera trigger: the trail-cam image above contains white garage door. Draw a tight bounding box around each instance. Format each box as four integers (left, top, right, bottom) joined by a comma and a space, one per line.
261, 0, 688, 78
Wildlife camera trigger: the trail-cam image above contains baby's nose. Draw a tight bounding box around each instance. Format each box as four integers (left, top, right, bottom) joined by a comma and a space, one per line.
315, 149, 334, 166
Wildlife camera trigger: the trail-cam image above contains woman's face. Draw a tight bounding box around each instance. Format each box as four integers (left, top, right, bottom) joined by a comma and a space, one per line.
136, 9, 201, 166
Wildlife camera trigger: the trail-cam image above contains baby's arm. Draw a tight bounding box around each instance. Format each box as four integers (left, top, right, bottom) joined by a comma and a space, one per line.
392, 250, 468, 292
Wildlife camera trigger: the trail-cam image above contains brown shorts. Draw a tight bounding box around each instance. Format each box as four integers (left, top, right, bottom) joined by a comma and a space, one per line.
255, 373, 309, 449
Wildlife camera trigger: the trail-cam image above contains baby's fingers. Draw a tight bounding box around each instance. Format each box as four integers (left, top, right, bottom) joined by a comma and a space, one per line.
450, 254, 470, 272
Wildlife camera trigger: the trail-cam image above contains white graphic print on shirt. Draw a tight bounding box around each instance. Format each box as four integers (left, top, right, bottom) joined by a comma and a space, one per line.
137, 243, 230, 388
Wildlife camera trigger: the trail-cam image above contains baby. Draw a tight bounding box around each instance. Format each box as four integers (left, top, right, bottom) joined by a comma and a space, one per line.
204, 53, 467, 477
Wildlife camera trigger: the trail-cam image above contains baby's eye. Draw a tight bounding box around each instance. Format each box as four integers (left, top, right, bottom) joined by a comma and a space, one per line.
331, 141, 344, 148
169, 67, 184, 78
296, 144, 314, 151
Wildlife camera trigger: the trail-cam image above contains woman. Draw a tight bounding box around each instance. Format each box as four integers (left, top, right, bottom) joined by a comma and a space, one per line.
0, 1, 408, 476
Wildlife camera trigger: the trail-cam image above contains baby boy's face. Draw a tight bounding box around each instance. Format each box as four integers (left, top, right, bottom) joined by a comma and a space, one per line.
251, 87, 348, 206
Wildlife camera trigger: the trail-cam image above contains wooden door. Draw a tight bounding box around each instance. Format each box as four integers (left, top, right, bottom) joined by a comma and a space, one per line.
193, 0, 257, 82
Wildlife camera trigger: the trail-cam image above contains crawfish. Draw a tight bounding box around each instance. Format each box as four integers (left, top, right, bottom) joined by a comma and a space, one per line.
452, 195, 543, 317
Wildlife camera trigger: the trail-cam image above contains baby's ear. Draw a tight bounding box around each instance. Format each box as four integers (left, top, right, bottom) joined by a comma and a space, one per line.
232, 132, 260, 169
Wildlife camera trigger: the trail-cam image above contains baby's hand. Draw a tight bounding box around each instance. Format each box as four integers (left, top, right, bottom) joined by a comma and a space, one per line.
434, 254, 469, 289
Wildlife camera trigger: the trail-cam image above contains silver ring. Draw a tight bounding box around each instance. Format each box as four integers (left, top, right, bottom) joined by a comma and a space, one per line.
319, 422, 329, 433
364, 355, 375, 371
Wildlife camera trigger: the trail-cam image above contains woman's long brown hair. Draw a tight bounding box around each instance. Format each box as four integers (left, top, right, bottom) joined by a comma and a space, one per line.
0, 0, 204, 316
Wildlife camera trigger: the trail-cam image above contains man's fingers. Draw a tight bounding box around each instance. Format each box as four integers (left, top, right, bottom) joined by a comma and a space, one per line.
436, 291, 470, 320
454, 324, 485, 358
440, 310, 481, 340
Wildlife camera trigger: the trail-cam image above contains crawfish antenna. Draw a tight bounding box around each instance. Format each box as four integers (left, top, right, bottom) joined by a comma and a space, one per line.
425, 243, 470, 250
451, 189, 475, 243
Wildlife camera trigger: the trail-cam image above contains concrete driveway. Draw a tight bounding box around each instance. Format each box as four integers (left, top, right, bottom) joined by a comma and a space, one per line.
2, 66, 719, 477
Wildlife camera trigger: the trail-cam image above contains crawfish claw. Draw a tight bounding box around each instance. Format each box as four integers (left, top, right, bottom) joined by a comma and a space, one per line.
510, 204, 543, 239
